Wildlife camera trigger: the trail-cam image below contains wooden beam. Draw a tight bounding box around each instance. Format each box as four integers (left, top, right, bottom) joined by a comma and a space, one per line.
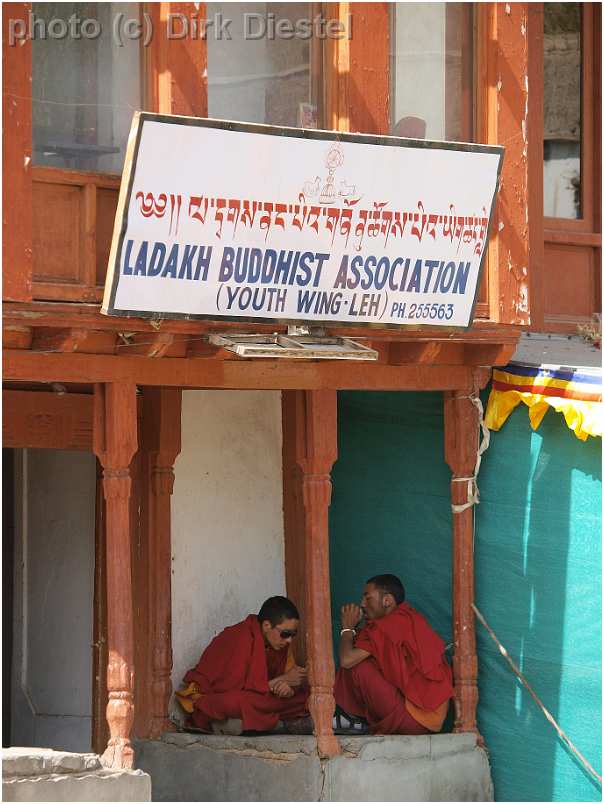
3, 2, 32, 301
4, 325, 32, 350
348, 3, 389, 134
444, 388, 481, 738
146, 3, 207, 116
2, 389, 93, 450
93, 382, 138, 769
4, 349, 479, 391
296, 390, 340, 757
3, 301, 523, 345
478, 4, 530, 325
141, 387, 182, 738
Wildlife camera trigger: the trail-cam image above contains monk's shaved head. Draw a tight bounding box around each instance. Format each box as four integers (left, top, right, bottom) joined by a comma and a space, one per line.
258, 596, 300, 627
366, 574, 405, 605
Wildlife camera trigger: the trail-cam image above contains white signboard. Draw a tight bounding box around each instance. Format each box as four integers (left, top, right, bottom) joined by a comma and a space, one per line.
102, 114, 503, 329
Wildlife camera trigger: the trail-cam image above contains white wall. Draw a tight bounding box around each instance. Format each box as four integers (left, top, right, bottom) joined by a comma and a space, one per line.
171, 391, 285, 692
11, 449, 96, 753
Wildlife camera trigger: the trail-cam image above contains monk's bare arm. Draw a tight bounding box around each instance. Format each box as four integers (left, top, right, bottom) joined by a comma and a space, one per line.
339, 632, 370, 669
339, 603, 371, 669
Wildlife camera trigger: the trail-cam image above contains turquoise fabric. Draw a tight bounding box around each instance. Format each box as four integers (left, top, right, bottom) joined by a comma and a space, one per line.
329, 390, 602, 802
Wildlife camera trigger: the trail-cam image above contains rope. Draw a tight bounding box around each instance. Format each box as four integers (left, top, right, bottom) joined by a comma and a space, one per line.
473, 603, 602, 786
451, 394, 490, 514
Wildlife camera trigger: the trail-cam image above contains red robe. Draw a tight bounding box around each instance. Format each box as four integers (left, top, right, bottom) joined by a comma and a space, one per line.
183, 614, 308, 732
335, 602, 453, 734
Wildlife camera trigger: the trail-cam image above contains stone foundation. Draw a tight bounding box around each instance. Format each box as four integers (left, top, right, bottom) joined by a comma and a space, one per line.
3, 748, 151, 802
134, 732, 493, 802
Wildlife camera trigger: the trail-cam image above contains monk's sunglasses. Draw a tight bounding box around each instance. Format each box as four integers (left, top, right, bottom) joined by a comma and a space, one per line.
277, 628, 298, 639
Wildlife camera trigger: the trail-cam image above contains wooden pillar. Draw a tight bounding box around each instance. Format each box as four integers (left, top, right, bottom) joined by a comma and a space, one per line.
295, 390, 340, 757
444, 388, 480, 735
143, 387, 182, 738
93, 382, 138, 769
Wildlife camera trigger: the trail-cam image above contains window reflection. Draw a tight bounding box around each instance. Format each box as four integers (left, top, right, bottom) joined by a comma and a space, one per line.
207, 2, 322, 128
390, 3, 473, 142
32, 3, 141, 173
543, 3, 582, 219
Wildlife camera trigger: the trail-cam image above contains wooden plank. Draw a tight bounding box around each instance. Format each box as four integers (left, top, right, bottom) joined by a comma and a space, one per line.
2, 389, 93, 450
544, 229, 602, 248
3, 301, 523, 344
527, 4, 545, 331
324, 3, 350, 132
4, 349, 478, 390
3, 2, 32, 301
485, 3, 530, 325
146, 3, 207, 116
348, 3, 389, 134
32, 165, 121, 189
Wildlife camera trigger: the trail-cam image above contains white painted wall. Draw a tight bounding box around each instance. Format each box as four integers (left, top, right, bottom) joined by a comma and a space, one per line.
11, 449, 96, 753
171, 391, 285, 693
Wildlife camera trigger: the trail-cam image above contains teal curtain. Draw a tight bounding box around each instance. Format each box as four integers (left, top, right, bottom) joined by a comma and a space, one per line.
329, 390, 601, 802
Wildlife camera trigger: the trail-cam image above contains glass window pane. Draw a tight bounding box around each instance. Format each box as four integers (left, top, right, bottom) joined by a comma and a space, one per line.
206, 2, 322, 128
390, 3, 473, 142
543, 3, 582, 219
32, 2, 141, 173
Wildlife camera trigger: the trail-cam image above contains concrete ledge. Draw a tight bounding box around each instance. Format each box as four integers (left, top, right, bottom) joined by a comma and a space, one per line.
135, 733, 493, 802
3, 748, 151, 802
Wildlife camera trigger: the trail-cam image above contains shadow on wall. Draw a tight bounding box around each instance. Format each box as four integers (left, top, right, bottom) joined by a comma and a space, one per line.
329, 391, 454, 730
475, 398, 602, 802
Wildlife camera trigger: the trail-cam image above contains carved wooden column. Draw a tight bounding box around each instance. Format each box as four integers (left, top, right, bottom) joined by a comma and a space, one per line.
93, 382, 138, 769
296, 390, 340, 757
143, 387, 182, 738
444, 387, 480, 735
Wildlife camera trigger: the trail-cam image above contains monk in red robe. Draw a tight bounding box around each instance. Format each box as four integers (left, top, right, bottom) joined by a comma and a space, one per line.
334, 574, 453, 735
176, 596, 310, 735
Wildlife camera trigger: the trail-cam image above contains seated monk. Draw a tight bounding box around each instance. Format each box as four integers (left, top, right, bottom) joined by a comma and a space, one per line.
176, 596, 310, 735
334, 574, 453, 735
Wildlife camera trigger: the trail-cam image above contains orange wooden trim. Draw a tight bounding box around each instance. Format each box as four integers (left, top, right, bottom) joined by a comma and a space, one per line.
296, 390, 340, 757
444, 388, 480, 737
141, 387, 182, 738
93, 382, 138, 769
3, 2, 32, 302
5, 349, 480, 391
146, 3, 207, 116
527, 3, 545, 331
83, 184, 97, 289
282, 391, 307, 666
32, 165, 121, 188
324, 3, 350, 132
474, 5, 493, 318
31, 283, 104, 303
446, 3, 474, 142
487, 3, 530, 326
2, 389, 93, 450
543, 229, 601, 248
348, 3, 389, 135
3, 301, 522, 343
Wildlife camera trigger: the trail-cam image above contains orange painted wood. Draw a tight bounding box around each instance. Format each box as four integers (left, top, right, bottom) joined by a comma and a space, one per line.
93, 382, 138, 769
477, 4, 530, 326
282, 391, 308, 666
348, 3, 389, 135
296, 390, 340, 757
527, 3, 545, 331
2, 389, 93, 450
324, 3, 350, 132
544, 229, 602, 248
32, 167, 120, 301
3, 300, 522, 343
2, 3, 32, 302
146, 3, 207, 116
444, 388, 480, 736
142, 387, 182, 738
5, 349, 480, 391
